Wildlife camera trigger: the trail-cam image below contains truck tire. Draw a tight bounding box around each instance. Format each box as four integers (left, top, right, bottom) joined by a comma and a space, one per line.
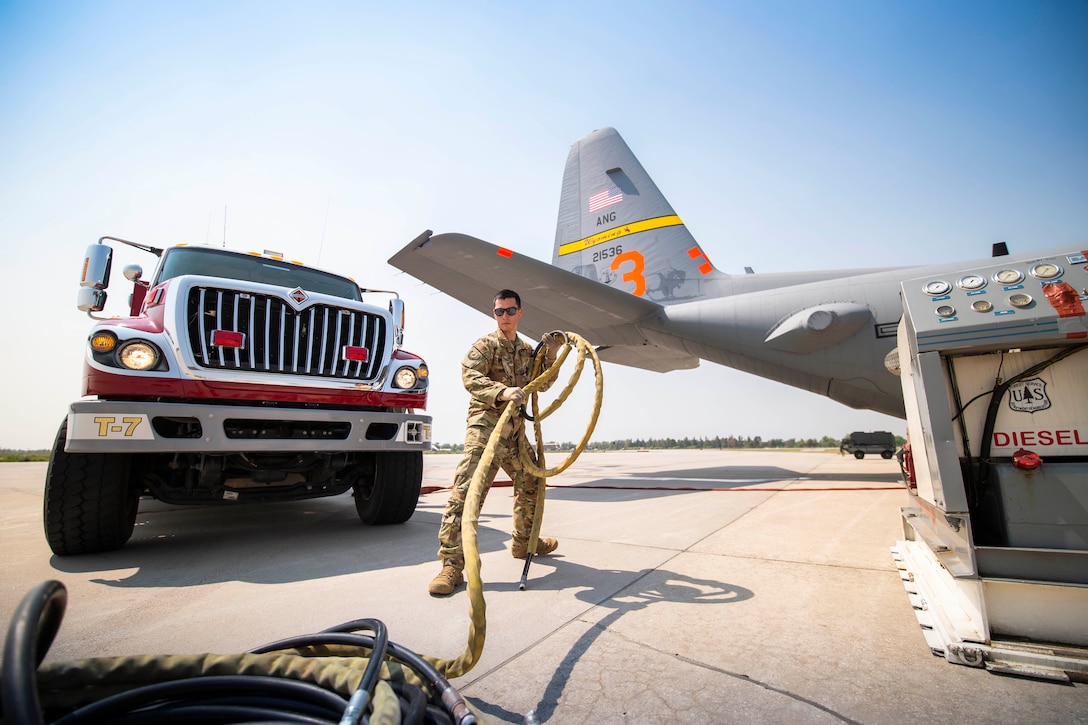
43, 419, 140, 556
353, 451, 423, 525
854, 450, 865, 459
881, 450, 894, 459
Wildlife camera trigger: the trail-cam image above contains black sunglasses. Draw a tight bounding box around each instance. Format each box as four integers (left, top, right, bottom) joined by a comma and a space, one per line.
493, 306, 519, 317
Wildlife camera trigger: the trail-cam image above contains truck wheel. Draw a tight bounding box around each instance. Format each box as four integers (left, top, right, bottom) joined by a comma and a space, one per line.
854, 451, 865, 459
881, 450, 894, 459
43, 419, 140, 556
353, 451, 423, 525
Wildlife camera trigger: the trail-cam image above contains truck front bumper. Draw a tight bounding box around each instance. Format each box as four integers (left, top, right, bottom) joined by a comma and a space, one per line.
65, 400, 432, 454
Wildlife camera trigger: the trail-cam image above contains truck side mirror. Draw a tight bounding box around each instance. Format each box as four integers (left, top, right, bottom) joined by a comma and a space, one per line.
81, 243, 112, 289
77, 286, 107, 312
78, 243, 113, 312
389, 298, 405, 347
123, 264, 144, 282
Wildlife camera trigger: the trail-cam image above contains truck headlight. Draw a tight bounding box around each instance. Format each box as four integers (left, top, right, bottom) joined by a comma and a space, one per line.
118, 341, 160, 371
392, 366, 418, 389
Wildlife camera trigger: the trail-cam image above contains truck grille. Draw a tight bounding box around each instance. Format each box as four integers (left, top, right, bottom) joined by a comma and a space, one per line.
186, 287, 386, 381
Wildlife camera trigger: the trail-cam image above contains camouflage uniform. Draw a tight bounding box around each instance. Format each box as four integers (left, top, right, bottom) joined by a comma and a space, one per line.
436, 330, 556, 567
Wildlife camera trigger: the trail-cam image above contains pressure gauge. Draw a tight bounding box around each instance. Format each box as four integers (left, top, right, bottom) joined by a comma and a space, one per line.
993, 269, 1023, 285
922, 280, 952, 296
1030, 262, 1062, 280
971, 300, 993, 313
935, 305, 956, 317
1009, 293, 1033, 308
957, 274, 987, 290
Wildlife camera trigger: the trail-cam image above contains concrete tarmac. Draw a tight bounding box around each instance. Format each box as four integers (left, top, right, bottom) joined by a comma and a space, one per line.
2, 450, 1086, 723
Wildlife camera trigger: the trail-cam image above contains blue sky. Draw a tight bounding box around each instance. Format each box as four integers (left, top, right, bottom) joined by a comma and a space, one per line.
1, 1, 1085, 449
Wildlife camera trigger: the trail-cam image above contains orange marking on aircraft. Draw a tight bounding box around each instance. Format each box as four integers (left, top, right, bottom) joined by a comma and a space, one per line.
687, 246, 713, 275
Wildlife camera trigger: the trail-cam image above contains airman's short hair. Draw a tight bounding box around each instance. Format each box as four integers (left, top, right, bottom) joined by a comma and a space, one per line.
494, 289, 521, 308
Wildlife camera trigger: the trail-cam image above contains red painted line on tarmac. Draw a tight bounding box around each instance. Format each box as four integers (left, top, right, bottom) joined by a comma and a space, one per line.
420, 481, 902, 494
547, 484, 902, 491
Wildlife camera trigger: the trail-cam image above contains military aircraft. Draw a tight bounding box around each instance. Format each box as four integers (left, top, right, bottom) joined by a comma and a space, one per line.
388, 127, 1068, 418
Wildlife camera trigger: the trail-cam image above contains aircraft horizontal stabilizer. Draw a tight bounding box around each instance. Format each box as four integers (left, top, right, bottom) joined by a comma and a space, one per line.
388, 231, 700, 371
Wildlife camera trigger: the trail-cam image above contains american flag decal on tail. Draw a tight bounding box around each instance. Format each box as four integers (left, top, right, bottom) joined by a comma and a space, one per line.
588, 186, 623, 213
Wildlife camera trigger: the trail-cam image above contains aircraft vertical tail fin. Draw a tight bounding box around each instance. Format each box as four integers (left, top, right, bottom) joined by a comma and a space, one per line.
553, 127, 728, 303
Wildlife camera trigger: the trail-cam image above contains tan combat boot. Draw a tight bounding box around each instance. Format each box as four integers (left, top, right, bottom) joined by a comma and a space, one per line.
511, 537, 559, 559
428, 564, 464, 596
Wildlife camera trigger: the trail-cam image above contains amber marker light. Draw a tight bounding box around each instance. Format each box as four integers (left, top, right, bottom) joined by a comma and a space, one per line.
90, 332, 118, 353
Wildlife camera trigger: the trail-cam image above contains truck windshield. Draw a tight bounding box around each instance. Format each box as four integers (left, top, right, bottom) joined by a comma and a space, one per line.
155, 247, 361, 301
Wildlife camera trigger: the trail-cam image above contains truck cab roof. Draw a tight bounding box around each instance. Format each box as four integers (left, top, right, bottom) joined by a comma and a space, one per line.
155, 245, 361, 301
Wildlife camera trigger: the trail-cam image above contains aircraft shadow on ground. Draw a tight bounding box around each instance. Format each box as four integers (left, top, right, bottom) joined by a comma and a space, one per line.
470, 557, 755, 723
653, 464, 904, 485
646, 465, 803, 479
545, 465, 794, 503
544, 464, 905, 502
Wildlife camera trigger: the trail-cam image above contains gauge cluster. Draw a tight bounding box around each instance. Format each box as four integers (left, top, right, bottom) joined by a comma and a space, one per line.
901, 249, 1088, 353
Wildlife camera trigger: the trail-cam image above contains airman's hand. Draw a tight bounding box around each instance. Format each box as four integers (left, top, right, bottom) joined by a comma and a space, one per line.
499, 386, 527, 404
541, 331, 567, 353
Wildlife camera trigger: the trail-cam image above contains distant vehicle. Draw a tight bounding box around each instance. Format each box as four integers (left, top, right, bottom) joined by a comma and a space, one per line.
389, 126, 1077, 419
839, 431, 896, 459
45, 237, 432, 556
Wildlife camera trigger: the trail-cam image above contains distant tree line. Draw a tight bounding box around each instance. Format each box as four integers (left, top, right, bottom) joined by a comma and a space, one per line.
430, 434, 892, 453
582, 435, 846, 450
6, 433, 905, 461
0, 450, 50, 462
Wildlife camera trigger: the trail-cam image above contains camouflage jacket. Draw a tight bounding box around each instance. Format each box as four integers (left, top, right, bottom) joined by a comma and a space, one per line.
462, 329, 556, 438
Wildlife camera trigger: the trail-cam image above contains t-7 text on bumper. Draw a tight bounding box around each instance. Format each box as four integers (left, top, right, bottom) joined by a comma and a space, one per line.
66, 401, 432, 453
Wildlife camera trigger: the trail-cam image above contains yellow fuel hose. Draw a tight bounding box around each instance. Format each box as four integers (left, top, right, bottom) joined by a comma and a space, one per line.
428, 331, 603, 679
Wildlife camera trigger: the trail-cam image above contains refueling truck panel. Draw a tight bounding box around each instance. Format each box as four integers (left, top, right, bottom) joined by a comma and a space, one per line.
45, 237, 432, 556
892, 247, 1088, 681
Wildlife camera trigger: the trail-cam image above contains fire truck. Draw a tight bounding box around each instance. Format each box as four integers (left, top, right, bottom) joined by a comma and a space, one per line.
44, 236, 432, 556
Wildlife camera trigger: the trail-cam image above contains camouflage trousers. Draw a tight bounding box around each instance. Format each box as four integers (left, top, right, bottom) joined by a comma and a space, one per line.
437, 429, 543, 568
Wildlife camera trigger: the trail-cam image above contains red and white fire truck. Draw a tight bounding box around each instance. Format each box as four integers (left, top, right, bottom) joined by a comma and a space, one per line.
44, 236, 432, 555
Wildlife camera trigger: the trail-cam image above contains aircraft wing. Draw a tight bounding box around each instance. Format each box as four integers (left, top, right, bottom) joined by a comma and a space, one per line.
388, 231, 701, 371
594, 343, 700, 372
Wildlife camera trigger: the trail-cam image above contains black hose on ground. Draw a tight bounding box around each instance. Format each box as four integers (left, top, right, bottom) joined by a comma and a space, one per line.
2, 579, 67, 725
2, 580, 477, 725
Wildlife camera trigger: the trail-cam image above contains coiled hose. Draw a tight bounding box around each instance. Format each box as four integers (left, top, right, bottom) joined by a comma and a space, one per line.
1, 333, 603, 724
428, 331, 603, 680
